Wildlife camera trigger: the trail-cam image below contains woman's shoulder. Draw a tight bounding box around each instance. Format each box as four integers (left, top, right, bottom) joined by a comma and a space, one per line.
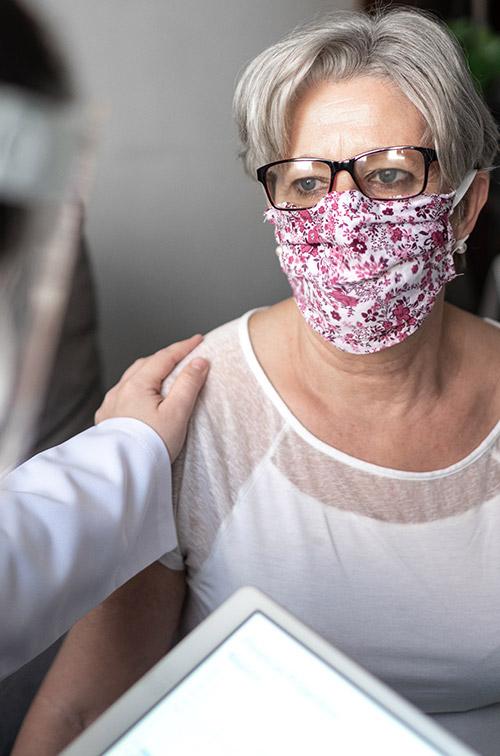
169, 307, 285, 514
162, 311, 249, 390
162, 309, 274, 426
191, 313, 244, 360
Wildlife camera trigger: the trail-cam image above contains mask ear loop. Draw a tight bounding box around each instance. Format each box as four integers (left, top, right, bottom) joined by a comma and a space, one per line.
451, 170, 477, 211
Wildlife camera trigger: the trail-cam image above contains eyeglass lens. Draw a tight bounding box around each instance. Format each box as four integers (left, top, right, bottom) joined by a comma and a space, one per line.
265, 148, 439, 209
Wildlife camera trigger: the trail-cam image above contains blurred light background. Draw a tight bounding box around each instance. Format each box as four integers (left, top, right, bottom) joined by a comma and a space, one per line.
27, 0, 357, 386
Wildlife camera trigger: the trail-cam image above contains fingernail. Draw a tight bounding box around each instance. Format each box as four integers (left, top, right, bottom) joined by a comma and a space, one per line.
191, 358, 208, 370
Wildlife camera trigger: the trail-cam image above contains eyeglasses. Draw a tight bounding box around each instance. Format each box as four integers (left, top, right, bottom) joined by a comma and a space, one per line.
256, 146, 439, 210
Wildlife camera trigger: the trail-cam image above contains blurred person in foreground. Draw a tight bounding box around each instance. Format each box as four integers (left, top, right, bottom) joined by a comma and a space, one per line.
0, 0, 208, 682
16, 7, 500, 756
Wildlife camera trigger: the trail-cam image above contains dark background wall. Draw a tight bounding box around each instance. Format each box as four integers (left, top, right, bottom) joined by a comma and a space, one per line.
363, 1, 498, 29
361, 1, 500, 314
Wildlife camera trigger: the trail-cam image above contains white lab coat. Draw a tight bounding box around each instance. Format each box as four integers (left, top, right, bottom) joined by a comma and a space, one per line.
0, 417, 176, 680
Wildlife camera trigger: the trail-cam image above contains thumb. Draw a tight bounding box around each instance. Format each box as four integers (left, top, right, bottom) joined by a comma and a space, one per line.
137, 335, 204, 389
161, 357, 209, 428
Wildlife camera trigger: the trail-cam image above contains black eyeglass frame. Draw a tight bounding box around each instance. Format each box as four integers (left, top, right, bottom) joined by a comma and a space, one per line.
256, 145, 439, 210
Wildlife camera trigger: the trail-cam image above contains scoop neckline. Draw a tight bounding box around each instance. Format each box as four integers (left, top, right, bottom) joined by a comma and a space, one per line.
238, 308, 500, 481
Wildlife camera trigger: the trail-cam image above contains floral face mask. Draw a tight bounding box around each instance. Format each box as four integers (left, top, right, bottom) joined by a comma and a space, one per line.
265, 174, 475, 354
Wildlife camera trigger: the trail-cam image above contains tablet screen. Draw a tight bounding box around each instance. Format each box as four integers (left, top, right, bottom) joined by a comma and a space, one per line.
104, 612, 443, 755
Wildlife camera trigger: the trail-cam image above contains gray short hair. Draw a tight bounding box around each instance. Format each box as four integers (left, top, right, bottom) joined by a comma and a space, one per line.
233, 8, 499, 189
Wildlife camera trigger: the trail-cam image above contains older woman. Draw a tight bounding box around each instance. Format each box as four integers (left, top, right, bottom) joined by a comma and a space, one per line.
15, 7, 500, 756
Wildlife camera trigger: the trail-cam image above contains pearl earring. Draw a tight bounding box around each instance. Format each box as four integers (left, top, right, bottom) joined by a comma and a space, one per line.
453, 234, 469, 255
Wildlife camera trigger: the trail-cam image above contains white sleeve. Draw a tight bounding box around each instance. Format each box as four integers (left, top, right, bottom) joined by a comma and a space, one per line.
0, 417, 178, 680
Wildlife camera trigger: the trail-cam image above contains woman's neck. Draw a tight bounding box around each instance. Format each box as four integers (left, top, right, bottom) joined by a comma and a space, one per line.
290, 292, 456, 423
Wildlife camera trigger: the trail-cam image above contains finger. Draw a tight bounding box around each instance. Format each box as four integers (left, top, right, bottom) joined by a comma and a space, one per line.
135, 334, 204, 386
160, 357, 209, 420
113, 335, 203, 388
118, 356, 147, 383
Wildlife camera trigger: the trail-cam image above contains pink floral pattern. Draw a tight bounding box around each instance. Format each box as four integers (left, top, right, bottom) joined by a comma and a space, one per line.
265, 190, 459, 354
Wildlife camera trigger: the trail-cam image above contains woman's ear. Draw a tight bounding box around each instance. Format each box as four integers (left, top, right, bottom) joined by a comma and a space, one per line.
454, 171, 490, 240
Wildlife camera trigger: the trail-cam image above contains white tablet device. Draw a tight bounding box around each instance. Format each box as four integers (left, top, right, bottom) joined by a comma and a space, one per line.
62, 586, 477, 756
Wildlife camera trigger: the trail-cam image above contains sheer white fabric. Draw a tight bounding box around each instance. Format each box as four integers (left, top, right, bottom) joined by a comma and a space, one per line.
160, 311, 500, 755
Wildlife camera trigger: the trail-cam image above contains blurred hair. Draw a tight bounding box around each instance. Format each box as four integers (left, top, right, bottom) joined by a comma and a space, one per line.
233, 7, 499, 192
0, 0, 72, 258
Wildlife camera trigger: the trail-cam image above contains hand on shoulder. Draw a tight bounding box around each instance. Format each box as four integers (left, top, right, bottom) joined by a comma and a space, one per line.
95, 336, 209, 461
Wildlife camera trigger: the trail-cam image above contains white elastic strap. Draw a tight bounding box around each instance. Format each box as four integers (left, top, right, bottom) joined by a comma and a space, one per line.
451, 170, 477, 253
451, 170, 477, 210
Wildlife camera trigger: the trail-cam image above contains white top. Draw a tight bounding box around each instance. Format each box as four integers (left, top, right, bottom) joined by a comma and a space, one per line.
0, 417, 175, 680
161, 310, 500, 756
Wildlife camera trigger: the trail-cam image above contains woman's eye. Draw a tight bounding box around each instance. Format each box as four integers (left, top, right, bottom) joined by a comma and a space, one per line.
292, 177, 326, 194
370, 169, 411, 185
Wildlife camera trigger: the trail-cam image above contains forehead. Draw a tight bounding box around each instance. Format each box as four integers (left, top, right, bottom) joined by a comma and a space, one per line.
288, 76, 429, 160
